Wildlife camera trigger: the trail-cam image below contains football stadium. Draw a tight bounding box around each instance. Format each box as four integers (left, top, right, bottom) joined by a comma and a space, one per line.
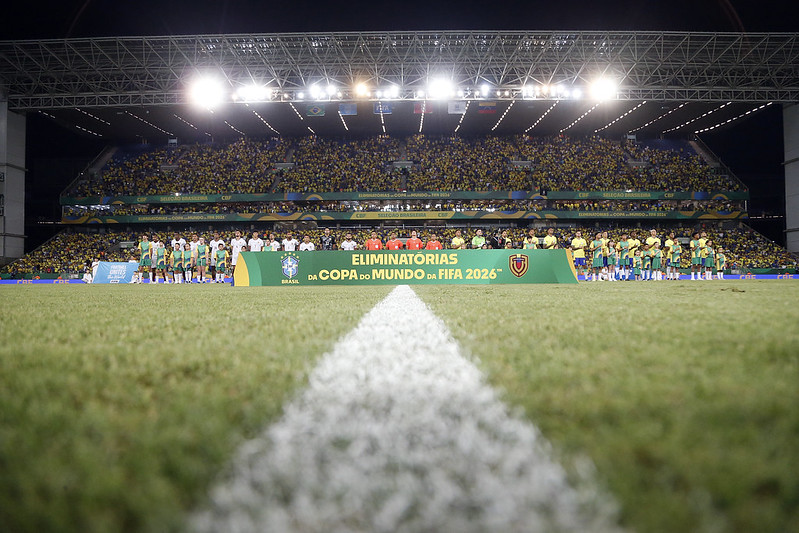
1, 9, 799, 533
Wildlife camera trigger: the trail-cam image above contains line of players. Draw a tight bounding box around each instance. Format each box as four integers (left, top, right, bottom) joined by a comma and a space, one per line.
569, 229, 727, 281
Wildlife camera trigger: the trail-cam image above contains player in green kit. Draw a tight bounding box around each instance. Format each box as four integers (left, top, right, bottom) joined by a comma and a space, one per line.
689, 231, 702, 280
715, 247, 726, 279
171, 243, 183, 284
616, 233, 629, 280
589, 232, 604, 281
606, 240, 617, 281
214, 243, 229, 283
651, 243, 663, 280
194, 237, 209, 283
183, 243, 194, 284
670, 238, 682, 280
153, 242, 168, 283
704, 239, 715, 280
641, 244, 652, 280
632, 250, 643, 280
136, 235, 153, 283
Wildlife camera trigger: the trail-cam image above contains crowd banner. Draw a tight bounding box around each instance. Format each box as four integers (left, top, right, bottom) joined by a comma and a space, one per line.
92, 262, 138, 283
60, 190, 750, 206
62, 210, 749, 224
233, 249, 579, 286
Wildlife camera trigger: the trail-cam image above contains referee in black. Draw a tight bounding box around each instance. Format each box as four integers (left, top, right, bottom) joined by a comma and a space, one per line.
320, 227, 337, 250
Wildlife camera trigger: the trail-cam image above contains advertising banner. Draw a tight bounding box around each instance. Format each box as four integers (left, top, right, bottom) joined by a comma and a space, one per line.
233, 249, 578, 286
92, 262, 138, 283
60, 190, 749, 206
62, 210, 748, 224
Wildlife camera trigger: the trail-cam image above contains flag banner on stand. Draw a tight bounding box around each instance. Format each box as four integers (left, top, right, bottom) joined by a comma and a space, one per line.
448, 101, 467, 114
373, 102, 393, 114
414, 102, 433, 114
306, 104, 325, 117
478, 101, 497, 114
338, 103, 357, 116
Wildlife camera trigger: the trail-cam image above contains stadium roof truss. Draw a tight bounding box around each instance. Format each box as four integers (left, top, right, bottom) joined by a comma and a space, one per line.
1, 31, 798, 109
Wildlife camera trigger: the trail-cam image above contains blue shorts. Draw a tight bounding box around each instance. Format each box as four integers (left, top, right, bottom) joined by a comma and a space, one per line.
575, 258, 586, 267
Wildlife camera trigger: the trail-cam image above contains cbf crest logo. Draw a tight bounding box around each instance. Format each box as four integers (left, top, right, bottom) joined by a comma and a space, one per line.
509, 253, 529, 278
281, 253, 300, 279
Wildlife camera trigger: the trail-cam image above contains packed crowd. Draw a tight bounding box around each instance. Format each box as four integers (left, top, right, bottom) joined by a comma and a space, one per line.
276, 136, 402, 192
65, 135, 742, 198
4, 224, 794, 277
71, 138, 289, 196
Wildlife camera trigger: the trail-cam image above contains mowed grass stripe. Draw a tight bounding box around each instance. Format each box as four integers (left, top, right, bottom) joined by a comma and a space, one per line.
193, 285, 622, 533
0, 285, 392, 533
414, 281, 799, 533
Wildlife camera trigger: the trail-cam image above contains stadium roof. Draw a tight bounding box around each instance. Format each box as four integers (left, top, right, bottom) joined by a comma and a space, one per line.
1, 31, 798, 140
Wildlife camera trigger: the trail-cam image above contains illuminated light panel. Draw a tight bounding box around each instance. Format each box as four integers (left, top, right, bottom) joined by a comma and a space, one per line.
307, 126, 316, 134
560, 103, 601, 133
595, 101, 647, 133
662, 102, 732, 133
289, 103, 305, 121
75, 124, 102, 137
418, 101, 429, 133
252, 109, 279, 135
173, 113, 198, 130
125, 111, 173, 135
453, 101, 471, 133
338, 111, 349, 132
628, 102, 688, 133
525, 101, 559, 133
695, 102, 773, 133
224, 121, 245, 136
75, 108, 110, 126
490, 100, 514, 132
375, 101, 388, 134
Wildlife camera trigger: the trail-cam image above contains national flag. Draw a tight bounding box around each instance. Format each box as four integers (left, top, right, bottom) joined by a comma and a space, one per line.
338, 103, 357, 116
373, 102, 393, 114
306, 104, 325, 117
414, 102, 433, 114
448, 101, 467, 114
478, 101, 497, 114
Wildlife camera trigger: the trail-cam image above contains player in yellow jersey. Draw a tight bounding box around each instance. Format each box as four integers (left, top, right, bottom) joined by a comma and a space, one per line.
570, 231, 587, 278
715, 246, 726, 279
663, 231, 675, 280
542, 228, 558, 249
616, 232, 630, 281
627, 231, 641, 279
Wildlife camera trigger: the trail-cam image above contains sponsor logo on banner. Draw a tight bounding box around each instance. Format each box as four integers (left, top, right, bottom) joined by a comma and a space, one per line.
373, 102, 393, 114
414, 102, 433, 114
478, 101, 497, 114
509, 254, 529, 277
338, 103, 357, 116
306, 105, 325, 117
448, 101, 467, 114
281, 253, 300, 279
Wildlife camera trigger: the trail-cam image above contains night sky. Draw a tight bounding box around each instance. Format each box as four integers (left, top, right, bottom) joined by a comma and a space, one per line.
5, 0, 793, 246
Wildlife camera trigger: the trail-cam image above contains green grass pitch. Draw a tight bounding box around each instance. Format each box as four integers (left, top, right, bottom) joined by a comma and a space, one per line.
1, 281, 798, 533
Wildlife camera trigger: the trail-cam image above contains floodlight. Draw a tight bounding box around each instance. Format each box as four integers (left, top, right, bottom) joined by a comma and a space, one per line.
387, 85, 400, 98
189, 77, 226, 109
235, 84, 269, 103
416, 90, 425, 98
309, 85, 322, 100
572, 88, 583, 99
591, 78, 618, 101
355, 83, 369, 97
376, 90, 384, 98
481, 84, 490, 97
456, 89, 464, 97
326, 84, 337, 96
428, 78, 454, 100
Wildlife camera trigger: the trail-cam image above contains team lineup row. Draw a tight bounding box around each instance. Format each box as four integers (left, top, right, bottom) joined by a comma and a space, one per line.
125, 227, 727, 283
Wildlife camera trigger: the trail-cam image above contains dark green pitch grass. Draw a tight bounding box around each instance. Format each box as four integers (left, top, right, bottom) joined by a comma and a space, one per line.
1, 281, 798, 533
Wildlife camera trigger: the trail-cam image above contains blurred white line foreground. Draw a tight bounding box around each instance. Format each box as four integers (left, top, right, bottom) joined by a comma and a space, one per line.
192, 285, 623, 533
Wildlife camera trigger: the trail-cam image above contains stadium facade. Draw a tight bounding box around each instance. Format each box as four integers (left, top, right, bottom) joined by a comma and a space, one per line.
1, 30, 799, 264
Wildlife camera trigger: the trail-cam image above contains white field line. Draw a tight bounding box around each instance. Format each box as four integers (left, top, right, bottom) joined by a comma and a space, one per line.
192, 285, 623, 533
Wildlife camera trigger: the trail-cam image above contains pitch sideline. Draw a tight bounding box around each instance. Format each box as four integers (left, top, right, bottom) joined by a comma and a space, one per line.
192, 285, 623, 532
